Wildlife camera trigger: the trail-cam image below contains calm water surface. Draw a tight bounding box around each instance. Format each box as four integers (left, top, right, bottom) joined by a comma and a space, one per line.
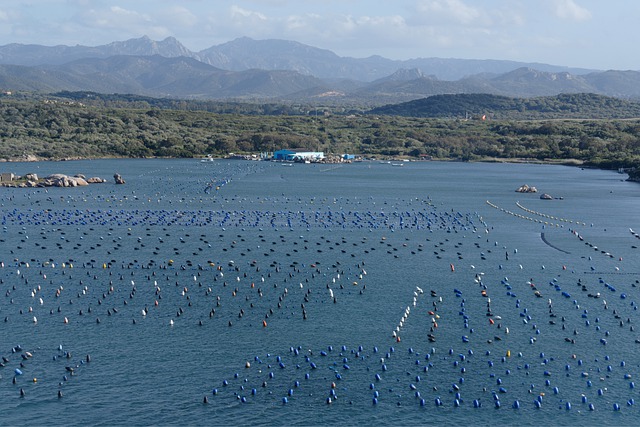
0, 159, 639, 426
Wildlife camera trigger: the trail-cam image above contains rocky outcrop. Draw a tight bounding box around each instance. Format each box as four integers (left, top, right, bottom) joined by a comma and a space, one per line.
114, 173, 125, 185
1, 172, 107, 188
516, 184, 538, 193
41, 174, 88, 187
86, 177, 107, 183
540, 193, 553, 200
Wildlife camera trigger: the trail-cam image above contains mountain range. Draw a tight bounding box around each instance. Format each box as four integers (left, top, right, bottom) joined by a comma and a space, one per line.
1, 35, 639, 104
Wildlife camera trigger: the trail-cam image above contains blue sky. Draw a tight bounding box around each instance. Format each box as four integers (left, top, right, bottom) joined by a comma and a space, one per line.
0, 0, 637, 70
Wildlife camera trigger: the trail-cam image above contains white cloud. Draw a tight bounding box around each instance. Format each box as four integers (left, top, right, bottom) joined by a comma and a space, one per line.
414, 0, 485, 25
79, 6, 150, 29
67, 4, 175, 42
230, 5, 267, 21
552, 0, 592, 21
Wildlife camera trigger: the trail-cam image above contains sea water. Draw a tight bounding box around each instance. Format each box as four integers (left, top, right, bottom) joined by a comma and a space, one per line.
0, 159, 638, 426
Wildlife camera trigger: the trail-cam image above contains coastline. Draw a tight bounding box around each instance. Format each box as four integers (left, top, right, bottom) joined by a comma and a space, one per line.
2, 154, 636, 185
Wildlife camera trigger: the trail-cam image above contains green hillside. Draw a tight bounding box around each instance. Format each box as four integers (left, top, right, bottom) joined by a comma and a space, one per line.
1, 92, 640, 173
369, 93, 640, 120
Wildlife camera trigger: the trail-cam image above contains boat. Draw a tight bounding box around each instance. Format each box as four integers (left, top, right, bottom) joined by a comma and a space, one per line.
200, 155, 215, 162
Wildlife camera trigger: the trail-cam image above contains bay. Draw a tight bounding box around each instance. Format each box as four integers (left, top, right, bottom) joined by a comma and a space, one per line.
0, 159, 638, 426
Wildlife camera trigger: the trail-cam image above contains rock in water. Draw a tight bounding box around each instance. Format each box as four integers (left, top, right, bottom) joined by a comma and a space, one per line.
114, 173, 126, 185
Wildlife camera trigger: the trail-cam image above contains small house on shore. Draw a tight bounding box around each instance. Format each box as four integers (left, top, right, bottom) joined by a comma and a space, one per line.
1, 172, 15, 182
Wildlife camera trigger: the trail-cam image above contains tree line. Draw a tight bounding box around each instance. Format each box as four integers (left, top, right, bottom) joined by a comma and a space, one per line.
0, 94, 639, 171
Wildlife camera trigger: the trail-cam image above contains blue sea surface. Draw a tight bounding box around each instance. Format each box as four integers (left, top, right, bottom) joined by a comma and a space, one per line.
0, 159, 639, 426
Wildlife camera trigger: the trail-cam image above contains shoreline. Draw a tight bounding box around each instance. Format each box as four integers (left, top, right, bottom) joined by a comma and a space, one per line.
1, 155, 635, 184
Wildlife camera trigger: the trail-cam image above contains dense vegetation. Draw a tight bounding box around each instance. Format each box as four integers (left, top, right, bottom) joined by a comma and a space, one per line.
1, 92, 640, 172
369, 93, 640, 120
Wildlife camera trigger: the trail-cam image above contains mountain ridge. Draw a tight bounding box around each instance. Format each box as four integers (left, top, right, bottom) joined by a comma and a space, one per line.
1, 36, 639, 104
0, 35, 600, 81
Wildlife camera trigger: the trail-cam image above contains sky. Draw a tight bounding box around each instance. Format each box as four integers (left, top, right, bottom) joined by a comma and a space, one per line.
0, 0, 638, 71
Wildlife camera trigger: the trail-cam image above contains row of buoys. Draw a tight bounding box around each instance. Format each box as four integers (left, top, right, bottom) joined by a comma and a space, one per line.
570, 229, 619, 264
515, 201, 586, 225
1, 204, 482, 232
392, 286, 425, 341
486, 200, 563, 227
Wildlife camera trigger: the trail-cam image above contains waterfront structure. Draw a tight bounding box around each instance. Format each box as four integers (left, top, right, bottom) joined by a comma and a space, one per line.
273, 149, 324, 162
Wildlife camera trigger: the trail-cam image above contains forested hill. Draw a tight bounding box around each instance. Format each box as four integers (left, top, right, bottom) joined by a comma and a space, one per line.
1, 93, 640, 172
368, 93, 640, 120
